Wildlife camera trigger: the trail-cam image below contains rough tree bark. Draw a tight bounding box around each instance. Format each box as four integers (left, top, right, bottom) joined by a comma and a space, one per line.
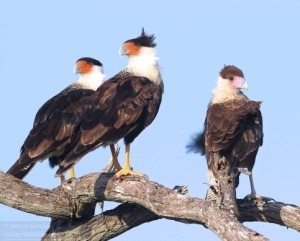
0, 170, 299, 241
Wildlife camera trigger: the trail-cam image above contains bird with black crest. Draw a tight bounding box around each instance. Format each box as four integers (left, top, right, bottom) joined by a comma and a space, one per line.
55, 29, 164, 178
7, 57, 105, 182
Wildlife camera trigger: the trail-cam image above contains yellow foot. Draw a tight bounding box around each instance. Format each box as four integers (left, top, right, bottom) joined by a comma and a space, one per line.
116, 168, 144, 178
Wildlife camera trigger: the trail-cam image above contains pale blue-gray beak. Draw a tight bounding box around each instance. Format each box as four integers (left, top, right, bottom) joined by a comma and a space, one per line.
73, 64, 80, 74
240, 79, 248, 90
232, 76, 248, 90
119, 46, 127, 56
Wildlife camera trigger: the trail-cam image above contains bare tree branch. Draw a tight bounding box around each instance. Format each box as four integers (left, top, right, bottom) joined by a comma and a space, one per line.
42, 200, 300, 241
42, 203, 159, 240
0, 170, 73, 218
1, 170, 299, 241
42, 186, 187, 241
239, 199, 300, 230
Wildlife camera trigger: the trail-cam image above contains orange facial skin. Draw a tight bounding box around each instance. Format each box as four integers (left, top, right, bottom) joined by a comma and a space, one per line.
76, 60, 93, 74
123, 42, 141, 56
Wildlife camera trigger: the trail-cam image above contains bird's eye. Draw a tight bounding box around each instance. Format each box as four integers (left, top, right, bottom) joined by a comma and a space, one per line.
229, 76, 234, 81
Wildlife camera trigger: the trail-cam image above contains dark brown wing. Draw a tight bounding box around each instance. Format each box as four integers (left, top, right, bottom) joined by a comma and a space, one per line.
205, 101, 263, 176
231, 104, 263, 171
57, 75, 163, 174
7, 85, 94, 178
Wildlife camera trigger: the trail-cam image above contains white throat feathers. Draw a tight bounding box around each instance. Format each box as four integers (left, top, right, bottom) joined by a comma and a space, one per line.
126, 47, 162, 84
211, 76, 244, 104
76, 65, 105, 90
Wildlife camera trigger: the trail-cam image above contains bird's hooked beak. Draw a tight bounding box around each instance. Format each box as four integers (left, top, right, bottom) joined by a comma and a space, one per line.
73, 64, 81, 74
119, 46, 127, 56
232, 77, 248, 90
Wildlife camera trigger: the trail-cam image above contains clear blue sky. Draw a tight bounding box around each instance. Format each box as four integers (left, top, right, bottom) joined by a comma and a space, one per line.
0, 1, 299, 240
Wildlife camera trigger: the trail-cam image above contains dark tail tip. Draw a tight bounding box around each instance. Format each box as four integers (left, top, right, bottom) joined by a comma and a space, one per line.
186, 131, 206, 155
7, 156, 36, 180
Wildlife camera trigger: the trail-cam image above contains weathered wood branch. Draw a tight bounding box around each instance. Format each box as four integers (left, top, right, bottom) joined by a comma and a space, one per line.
42, 200, 300, 241
216, 158, 240, 216
0, 170, 73, 218
42, 203, 159, 241
1, 170, 299, 241
43, 186, 187, 241
238, 199, 300, 231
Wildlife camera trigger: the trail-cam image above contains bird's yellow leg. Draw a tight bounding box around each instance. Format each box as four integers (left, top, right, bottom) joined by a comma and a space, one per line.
69, 166, 75, 179
59, 167, 74, 184
116, 144, 143, 177
110, 144, 122, 171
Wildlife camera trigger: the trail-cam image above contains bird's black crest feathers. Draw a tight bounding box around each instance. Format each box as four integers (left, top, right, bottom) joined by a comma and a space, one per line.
125, 28, 156, 47
76, 57, 103, 67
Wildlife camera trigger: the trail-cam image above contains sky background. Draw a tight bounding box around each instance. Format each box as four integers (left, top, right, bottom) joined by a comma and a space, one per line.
0, 1, 299, 240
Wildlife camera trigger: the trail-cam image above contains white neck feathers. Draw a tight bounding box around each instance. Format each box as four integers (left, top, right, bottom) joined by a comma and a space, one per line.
126, 47, 161, 84
211, 76, 243, 104
76, 66, 105, 90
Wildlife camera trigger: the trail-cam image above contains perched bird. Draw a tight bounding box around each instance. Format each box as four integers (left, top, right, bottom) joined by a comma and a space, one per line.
55, 29, 163, 178
188, 65, 263, 200
7, 57, 105, 181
